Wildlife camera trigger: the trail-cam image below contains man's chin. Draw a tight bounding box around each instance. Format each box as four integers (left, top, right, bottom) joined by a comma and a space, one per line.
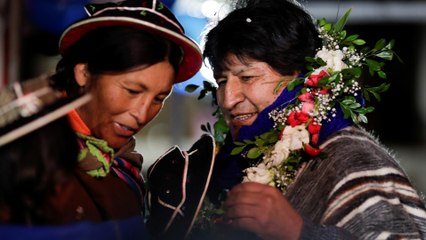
230, 127, 240, 140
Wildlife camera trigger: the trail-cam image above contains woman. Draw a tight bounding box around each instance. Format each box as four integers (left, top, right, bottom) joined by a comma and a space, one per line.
0, 76, 150, 240
49, 0, 202, 223
196, 0, 426, 239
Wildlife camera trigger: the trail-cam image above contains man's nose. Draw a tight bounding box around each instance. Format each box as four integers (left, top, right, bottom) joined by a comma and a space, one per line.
222, 77, 244, 110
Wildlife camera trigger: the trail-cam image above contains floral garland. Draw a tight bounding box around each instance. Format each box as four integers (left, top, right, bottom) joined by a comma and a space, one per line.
186, 8, 397, 230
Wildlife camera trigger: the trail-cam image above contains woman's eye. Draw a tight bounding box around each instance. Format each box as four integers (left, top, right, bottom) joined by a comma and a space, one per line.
154, 97, 166, 104
126, 88, 140, 95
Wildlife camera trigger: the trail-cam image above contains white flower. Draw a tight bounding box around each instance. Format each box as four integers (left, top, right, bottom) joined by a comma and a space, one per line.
243, 163, 273, 185
267, 140, 290, 166
316, 48, 347, 72
281, 125, 310, 151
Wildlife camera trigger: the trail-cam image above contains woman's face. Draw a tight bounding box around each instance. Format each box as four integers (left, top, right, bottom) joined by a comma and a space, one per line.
215, 54, 296, 139
76, 60, 174, 149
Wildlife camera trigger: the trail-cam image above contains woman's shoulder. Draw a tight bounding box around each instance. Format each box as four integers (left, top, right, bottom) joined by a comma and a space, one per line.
51, 169, 144, 223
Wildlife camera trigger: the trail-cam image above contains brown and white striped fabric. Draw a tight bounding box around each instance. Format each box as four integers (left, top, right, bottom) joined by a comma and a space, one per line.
287, 126, 426, 239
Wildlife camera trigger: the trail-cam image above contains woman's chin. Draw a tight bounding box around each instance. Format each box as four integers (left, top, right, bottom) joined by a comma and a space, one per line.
105, 136, 131, 149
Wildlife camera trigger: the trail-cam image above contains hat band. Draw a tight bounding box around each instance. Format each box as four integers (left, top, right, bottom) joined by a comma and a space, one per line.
86, 6, 184, 33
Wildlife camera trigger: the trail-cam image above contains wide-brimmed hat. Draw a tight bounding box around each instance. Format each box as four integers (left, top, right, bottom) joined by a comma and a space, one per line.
146, 134, 216, 239
0, 75, 91, 147
58, 0, 202, 83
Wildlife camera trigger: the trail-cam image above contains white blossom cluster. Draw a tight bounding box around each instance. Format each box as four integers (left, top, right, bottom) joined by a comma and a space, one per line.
318, 26, 364, 70
243, 125, 310, 191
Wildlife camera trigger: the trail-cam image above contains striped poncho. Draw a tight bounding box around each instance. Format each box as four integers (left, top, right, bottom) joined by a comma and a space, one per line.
202, 83, 426, 239
288, 126, 426, 239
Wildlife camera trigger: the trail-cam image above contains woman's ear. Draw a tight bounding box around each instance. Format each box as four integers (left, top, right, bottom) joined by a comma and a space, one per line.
74, 64, 89, 87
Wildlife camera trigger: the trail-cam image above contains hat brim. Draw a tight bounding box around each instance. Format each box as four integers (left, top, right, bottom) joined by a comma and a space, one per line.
59, 17, 202, 83
0, 94, 91, 147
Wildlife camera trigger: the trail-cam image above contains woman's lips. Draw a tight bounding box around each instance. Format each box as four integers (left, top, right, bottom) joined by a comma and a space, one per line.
114, 122, 136, 137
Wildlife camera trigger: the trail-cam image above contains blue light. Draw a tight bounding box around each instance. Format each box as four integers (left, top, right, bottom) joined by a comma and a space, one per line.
172, 13, 209, 95
24, 0, 89, 36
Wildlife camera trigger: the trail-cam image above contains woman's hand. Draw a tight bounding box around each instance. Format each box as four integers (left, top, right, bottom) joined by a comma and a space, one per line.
224, 182, 303, 240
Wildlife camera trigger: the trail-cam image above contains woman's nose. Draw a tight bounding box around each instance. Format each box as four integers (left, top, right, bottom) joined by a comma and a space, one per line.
130, 103, 149, 126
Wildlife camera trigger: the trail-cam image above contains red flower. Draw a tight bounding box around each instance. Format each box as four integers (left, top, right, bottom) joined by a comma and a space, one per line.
305, 70, 328, 87
287, 111, 310, 127
311, 133, 319, 145
308, 121, 321, 145
298, 92, 314, 103
308, 121, 321, 134
318, 88, 329, 94
304, 144, 321, 156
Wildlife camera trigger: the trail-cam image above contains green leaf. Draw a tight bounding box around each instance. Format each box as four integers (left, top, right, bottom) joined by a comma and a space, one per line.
340, 104, 351, 119
367, 83, 391, 93
323, 23, 332, 32
255, 138, 265, 147
358, 114, 368, 124
264, 131, 279, 144
318, 75, 331, 86
247, 147, 262, 159
214, 132, 226, 144
363, 91, 371, 102
231, 146, 246, 155
383, 39, 395, 50
365, 83, 390, 101
344, 34, 359, 42
375, 50, 394, 61
349, 102, 361, 109
287, 78, 304, 91
374, 39, 386, 51
350, 111, 359, 124
352, 39, 366, 45
366, 59, 381, 72
305, 56, 316, 63
377, 71, 387, 79
274, 79, 286, 94
333, 8, 352, 32
314, 57, 326, 66
371, 91, 381, 101
185, 84, 200, 93
211, 111, 229, 145
342, 67, 362, 79
365, 106, 375, 113
355, 106, 374, 114
213, 117, 229, 132
341, 97, 356, 105
339, 30, 347, 39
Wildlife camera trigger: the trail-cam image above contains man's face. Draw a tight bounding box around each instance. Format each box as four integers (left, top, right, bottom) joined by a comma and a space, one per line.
214, 54, 295, 139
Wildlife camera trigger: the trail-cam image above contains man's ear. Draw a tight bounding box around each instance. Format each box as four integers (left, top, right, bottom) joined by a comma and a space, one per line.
74, 63, 89, 87
292, 70, 301, 78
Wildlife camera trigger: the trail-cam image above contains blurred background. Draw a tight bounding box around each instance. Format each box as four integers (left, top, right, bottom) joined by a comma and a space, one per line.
1, 0, 425, 195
